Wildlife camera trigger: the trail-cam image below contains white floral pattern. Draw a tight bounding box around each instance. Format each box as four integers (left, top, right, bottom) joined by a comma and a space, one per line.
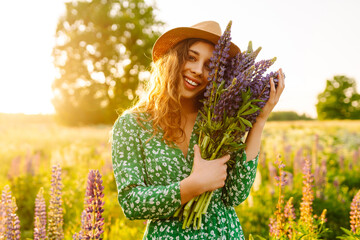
112, 113, 259, 239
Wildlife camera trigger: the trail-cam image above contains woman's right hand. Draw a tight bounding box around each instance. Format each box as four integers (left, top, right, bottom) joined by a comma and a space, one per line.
180, 145, 230, 204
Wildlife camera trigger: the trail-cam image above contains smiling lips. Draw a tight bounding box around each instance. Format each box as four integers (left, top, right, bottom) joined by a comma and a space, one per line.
184, 76, 200, 89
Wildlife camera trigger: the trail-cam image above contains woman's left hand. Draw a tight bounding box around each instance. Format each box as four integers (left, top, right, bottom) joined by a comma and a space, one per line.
257, 68, 285, 122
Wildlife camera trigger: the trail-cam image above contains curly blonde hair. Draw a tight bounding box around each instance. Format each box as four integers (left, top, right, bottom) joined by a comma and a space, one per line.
128, 38, 208, 145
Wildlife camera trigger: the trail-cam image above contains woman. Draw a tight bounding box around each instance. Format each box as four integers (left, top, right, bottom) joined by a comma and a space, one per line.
112, 21, 285, 239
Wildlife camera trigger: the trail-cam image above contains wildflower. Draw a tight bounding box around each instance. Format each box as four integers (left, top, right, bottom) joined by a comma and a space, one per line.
75, 170, 105, 240
299, 158, 314, 231
0, 185, 20, 239
47, 164, 64, 240
1, 185, 12, 237
34, 187, 46, 240
269, 156, 287, 239
5, 197, 21, 240
284, 197, 296, 239
320, 209, 327, 225
269, 216, 282, 238
350, 190, 360, 234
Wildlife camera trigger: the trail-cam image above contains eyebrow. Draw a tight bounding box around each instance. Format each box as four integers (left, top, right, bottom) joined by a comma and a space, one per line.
189, 49, 199, 56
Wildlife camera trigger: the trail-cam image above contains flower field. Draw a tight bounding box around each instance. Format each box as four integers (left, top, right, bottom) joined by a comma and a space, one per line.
0, 113, 359, 239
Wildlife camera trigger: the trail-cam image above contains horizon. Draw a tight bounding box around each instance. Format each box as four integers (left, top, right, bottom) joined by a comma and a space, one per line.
0, 0, 359, 118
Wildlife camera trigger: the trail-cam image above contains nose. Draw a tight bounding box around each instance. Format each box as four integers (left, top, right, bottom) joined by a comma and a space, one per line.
190, 62, 204, 77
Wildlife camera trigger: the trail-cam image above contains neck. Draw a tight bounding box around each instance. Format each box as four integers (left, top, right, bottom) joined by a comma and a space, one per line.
180, 97, 199, 116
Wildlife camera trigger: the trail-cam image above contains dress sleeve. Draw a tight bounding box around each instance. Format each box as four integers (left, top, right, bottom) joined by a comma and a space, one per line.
221, 150, 259, 207
112, 114, 181, 220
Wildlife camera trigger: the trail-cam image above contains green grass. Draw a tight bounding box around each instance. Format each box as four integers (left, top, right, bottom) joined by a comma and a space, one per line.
1, 113, 359, 239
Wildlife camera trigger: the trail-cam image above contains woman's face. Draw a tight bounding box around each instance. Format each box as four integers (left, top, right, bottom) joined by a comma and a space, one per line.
179, 41, 214, 101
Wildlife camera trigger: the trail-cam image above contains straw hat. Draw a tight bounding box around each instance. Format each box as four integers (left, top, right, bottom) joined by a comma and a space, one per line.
152, 21, 240, 62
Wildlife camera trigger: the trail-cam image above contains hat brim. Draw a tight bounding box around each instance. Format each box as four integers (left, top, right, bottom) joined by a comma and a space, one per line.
152, 27, 240, 62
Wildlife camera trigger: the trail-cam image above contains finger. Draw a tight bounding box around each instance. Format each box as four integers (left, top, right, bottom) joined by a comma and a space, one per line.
193, 144, 201, 161
276, 69, 285, 96
269, 77, 276, 99
278, 68, 285, 80
218, 154, 231, 164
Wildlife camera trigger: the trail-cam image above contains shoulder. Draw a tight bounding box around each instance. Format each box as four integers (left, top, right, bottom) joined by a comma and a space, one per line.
113, 112, 138, 131
113, 111, 152, 134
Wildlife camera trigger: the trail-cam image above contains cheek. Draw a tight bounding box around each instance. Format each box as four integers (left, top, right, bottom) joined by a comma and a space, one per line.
182, 61, 191, 72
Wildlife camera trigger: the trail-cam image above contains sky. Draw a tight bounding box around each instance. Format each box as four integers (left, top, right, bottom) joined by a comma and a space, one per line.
0, 0, 359, 118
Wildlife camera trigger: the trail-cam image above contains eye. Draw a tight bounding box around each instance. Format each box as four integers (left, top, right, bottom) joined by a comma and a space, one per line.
187, 55, 196, 61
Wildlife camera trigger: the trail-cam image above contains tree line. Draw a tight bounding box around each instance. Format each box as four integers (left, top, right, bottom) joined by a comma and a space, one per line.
51, 0, 360, 125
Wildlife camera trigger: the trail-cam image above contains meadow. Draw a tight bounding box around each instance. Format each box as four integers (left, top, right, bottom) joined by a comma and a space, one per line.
0, 113, 359, 239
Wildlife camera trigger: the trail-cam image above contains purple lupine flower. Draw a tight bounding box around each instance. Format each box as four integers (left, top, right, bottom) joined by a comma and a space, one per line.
203, 21, 232, 102
1, 185, 12, 238
34, 187, 46, 240
83, 170, 105, 240
73, 232, 80, 240
268, 217, 281, 238
350, 190, 360, 234
274, 156, 287, 187
47, 164, 64, 240
284, 197, 296, 239
244, 71, 280, 124
5, 197, 21, 240
73, 210, 90, 239
235, 43, 262, 75
251, 57, 277, 82
284, 197, 296, 220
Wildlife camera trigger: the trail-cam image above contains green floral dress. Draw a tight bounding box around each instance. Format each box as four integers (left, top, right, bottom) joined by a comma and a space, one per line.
112, 113, 259, 240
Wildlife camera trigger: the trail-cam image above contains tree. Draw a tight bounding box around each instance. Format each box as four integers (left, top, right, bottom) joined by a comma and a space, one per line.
268, 111, 313, 121
316, 75, 360, 120
52, 0, 163, 125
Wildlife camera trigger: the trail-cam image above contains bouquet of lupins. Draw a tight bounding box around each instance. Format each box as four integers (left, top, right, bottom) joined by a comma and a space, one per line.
173, 21, 284, 229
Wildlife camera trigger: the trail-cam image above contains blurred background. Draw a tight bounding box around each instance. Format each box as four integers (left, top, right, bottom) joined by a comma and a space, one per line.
0, 0, 359, 239
0, 0, 359, 122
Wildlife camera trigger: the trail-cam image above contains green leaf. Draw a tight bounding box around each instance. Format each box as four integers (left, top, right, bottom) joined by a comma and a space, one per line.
237, 101, 252, 116
247, 41, 253, 53
239, 117, 252, 128
241, 107, 259, 116
340, 227, 354, 235
217, 80, 225, 92
238, 121, 245, 131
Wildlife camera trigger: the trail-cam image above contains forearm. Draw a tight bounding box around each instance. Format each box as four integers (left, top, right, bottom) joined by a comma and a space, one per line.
180, 176, 203, 205
118, 183, 182, 220
245, 117, 266, 161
